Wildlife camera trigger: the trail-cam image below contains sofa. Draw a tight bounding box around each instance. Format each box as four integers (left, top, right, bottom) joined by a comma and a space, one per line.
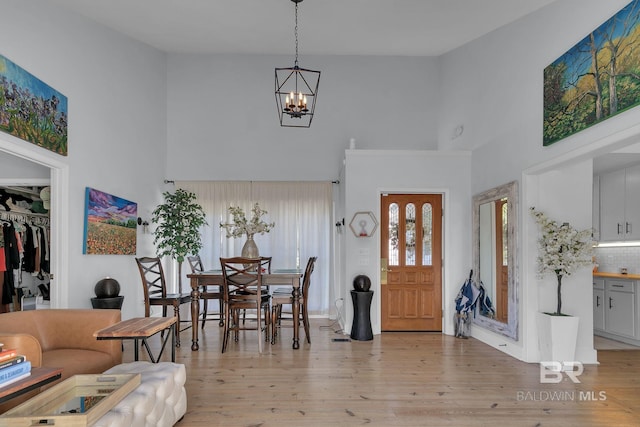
0, 309, 123, 412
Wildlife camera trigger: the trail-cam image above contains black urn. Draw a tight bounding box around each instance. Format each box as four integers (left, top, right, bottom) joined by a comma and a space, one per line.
94, 277, 121, 298
353, 274, 371, 292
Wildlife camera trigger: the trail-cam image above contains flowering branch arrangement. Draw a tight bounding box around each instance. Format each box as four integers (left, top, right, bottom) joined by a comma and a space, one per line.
220, 203, 275, 238
530, 207, 593, 316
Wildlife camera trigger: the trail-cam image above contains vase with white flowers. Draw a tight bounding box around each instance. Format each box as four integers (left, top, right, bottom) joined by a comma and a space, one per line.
220, 203, 275, 257
530, 207, 594, 316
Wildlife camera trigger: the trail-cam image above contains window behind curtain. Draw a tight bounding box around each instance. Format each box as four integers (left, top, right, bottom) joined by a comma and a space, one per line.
177, 181, 332, 315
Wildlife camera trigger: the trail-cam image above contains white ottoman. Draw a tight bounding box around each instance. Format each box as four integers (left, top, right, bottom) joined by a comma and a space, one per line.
93, 361, 187, 427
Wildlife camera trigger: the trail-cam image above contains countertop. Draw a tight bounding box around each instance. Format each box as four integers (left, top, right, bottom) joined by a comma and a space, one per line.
593, 272, 640, 280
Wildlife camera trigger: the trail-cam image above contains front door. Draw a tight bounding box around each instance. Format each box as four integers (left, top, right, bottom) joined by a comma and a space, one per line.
381, 194, 442, 331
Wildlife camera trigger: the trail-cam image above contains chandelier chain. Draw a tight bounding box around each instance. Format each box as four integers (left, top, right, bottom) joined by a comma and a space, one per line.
294, 2, 299, 67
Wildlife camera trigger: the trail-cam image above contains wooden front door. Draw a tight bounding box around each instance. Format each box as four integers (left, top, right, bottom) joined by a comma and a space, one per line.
381, 194, 442, 331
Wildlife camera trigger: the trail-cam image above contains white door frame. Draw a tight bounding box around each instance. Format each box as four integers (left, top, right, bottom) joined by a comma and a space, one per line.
0, 134, 69, 308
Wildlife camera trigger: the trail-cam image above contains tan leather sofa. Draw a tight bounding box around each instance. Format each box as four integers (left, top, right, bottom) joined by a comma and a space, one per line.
0, 309, 122, 412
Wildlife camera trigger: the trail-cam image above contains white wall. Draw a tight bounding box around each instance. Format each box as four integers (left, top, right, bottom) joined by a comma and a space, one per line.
439, 0, 637, 362
165, 54, 440, 181
343, 150, 471, 336
0, 1, 168, 319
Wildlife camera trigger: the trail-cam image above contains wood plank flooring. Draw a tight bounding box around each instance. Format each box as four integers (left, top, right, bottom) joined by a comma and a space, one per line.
126, 319, 640, 426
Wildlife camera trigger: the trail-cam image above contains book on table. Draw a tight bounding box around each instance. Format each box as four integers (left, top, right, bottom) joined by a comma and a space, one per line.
0, 361, 32, 388
0, 355, 26, 371
0, 348, 18, 363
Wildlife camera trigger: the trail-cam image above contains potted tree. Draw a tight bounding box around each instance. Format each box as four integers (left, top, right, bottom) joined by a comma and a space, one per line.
152, 189, 207, 293
530, 207, 593, 367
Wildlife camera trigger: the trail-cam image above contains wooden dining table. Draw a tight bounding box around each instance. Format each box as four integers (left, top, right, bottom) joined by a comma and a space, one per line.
186, 269, 303, 351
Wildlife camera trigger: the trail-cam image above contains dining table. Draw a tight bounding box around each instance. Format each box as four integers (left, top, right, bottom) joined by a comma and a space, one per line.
186, 268, 303, 351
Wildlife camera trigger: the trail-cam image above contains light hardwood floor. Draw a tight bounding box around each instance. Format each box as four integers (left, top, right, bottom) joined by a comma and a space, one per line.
126, 319, 640, 427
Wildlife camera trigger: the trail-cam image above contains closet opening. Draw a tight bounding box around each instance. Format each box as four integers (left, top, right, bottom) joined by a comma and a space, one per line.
0, 185, 51, 312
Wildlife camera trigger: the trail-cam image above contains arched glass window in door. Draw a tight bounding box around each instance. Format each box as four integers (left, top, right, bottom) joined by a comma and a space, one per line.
388, 203, 399, 266
405, 203, 416, 265
422, 203, 433, 266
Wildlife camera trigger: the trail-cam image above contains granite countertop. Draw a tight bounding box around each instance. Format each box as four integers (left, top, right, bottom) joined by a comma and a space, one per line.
593, 272, 640, 280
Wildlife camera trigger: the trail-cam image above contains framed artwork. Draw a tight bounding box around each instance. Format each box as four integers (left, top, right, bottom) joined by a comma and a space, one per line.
83, 187, 137, 255
0, 53, 68, 155
544, 0, 640, 146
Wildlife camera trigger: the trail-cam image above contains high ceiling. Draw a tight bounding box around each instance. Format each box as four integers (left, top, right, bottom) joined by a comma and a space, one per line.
50, 0, 559, 56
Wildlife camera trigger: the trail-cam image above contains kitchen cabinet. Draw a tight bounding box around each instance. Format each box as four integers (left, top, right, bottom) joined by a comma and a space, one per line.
593, 278, 605, 332
599, 164, 640, 241
594, 276, 640, 345
605, 280, 635, 338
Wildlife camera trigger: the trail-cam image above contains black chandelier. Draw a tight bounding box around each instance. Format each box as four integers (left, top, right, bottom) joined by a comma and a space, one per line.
275, 0, 320, 128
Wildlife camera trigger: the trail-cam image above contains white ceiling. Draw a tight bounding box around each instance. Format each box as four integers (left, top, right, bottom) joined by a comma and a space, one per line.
50, 0, 560, 56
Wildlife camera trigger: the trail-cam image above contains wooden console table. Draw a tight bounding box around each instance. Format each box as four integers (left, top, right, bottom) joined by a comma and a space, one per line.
94, 317, 176, 363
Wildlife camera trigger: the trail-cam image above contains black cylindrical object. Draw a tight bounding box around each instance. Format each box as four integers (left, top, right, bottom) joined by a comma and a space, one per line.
350, 290, 374, 341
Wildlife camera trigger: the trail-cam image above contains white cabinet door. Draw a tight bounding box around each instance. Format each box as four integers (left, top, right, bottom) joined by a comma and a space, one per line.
599, 169, 626, 241
605, 287, 635, 338
594, 287, 605, 332
624, 164, 640, 240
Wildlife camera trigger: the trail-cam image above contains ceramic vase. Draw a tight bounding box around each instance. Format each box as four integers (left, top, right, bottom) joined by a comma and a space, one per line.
241, 234, 259, 258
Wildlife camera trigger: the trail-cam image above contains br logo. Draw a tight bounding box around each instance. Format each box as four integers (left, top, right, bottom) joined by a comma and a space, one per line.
539, 361, 583, 384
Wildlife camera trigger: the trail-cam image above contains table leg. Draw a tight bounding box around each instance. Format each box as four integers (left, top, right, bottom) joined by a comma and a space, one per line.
171, 322, 176, 362
292, 280, 300, 350
134, 338, 140, 361
190, 277, 200, 351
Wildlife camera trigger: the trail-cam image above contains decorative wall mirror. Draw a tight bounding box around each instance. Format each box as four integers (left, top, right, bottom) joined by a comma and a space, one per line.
472, 181, 518, 340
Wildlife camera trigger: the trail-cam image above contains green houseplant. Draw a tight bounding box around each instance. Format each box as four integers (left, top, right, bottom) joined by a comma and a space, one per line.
152, 189, 207, 293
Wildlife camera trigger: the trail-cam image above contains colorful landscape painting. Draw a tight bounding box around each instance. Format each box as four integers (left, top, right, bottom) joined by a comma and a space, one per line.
83, 187, 137, 255
544, 0, 640, 146
0, 53, 68, 155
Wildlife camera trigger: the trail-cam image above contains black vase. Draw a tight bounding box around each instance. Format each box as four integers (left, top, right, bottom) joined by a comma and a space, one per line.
95, 277, 121, 298
353, 274, 371, 292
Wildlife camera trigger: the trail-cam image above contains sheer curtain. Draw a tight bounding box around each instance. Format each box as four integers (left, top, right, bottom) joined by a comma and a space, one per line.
177, 181, 332, 315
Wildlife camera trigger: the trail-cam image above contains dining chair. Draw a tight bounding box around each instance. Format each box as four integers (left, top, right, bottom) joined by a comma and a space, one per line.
270, 256, 317, 345
135, 256, 192, 347
187, 254, 224, 328
241, 256, 272, 325
220, 257, 271, 353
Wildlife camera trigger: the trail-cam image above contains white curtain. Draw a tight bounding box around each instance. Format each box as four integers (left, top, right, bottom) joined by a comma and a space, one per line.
177, 181, 332, 315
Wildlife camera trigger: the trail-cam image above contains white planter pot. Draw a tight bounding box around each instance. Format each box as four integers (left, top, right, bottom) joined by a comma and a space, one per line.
537, 312, 580, 369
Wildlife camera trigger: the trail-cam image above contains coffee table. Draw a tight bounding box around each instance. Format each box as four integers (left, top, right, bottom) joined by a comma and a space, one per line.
94, 317, 176, 363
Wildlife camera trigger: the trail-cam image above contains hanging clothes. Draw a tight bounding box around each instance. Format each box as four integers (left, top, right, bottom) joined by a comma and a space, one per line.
2, 222, 20, 307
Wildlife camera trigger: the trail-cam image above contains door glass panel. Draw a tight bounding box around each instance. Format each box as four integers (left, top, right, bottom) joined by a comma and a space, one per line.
389, 203, 399, 266
405, 203, 416, 266
422, 203, 432, 266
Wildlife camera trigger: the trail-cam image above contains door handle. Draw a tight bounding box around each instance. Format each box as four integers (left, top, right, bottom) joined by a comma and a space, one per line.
609, 297, 613, 309
596, 295, 600, 307
627, 222, 632, 234
381, 267, 393, 272
618, 223, 623, 235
